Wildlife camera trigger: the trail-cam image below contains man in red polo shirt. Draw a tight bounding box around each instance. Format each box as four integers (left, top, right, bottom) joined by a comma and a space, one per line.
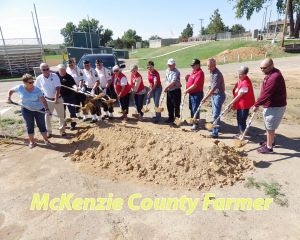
184, 59, 205, 130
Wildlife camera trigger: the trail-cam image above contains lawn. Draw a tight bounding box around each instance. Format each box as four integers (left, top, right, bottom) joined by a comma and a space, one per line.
45, 54, 63, 66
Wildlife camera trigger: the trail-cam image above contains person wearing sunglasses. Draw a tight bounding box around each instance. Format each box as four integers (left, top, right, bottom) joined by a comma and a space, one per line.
35, 63, 66, 137
253, 58, 287, 154
7, 74, 51, 148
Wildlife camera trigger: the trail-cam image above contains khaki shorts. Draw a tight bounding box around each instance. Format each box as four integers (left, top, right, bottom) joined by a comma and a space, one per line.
263, 106, 286, 130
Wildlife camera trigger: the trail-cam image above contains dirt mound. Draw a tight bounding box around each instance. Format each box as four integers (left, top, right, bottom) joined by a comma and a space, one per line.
69, 124, 253, 190
214, 47, 265, 62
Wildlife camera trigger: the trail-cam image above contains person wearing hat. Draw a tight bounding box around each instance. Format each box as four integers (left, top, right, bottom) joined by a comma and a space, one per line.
147, 61, 162, 123
56, 64, 77, 130
80, 60, 101, 123
226, 66, 255, 138
66, 59, 85, 119
164, 58, 181, 123
95, 59, 114, 119
130, 64, 146, 120
184, 59, 205, 130
112, 65, 132, 120
201, 58, 226, 138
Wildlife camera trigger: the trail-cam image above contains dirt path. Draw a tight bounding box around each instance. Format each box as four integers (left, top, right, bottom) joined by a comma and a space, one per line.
0, 57, 300, 239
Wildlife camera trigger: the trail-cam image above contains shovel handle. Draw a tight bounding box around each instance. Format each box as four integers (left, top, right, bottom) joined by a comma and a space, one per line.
239, 112, 256, 140
158, 92, 166, 108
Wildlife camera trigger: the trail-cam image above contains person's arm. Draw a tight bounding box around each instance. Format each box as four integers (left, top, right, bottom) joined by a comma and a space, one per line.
105, 68, 112, 88
133, 77, 142, 93
164, 71, 177, 92
118, 76, 128, 98
254, 75, 277, 109
7, 89, 16, 103
201, 73, 218, 103
92, 71, 100, 90
53, 75, 61, 103
39, 96, 50, 111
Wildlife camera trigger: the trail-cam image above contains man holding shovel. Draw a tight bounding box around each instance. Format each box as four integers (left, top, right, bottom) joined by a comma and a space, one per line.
201, 58, 226, 138
253, 58, 287, 154
164, 58, 181, 124
184, 59, 205, 131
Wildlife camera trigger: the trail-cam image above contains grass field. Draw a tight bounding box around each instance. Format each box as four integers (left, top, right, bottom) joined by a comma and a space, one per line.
132, 40, 300, 70
45, 54, 63, 66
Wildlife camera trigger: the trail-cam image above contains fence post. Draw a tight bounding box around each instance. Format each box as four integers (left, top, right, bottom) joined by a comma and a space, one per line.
237, 54, 240, 62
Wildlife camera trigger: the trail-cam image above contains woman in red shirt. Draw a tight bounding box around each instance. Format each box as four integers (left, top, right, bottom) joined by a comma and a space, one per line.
230, 66, 255, 138
131, 64, 146, 120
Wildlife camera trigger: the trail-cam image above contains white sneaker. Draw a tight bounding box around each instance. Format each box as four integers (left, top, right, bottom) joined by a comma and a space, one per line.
191, 124, 198, 131
97, 116, 102, 121
76, 113, 81, 118
108, 112, 114, 118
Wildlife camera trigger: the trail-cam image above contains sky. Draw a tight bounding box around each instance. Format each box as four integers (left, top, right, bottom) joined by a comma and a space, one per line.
0, 0, 281, 44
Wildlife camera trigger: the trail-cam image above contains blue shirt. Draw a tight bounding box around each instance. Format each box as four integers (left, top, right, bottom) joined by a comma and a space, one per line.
13, 84, 44, 110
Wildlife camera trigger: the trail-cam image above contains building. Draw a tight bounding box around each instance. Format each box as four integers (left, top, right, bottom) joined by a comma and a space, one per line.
149, 38, 178, 48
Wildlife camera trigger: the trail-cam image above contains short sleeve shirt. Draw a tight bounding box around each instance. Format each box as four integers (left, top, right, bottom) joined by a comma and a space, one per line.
66, 66, 83, 85
82, 68, 100, 88
35, 72, 61, 98
13, 84, 44, 110
165, 68, 181, 91
210, 68, 225, 94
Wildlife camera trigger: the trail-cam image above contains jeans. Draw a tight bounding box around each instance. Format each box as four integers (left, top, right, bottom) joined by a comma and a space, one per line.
134, 94, 145, 116
62, 94, 77, 127
237, 109, 250, 132
167, 88, 181, 121
21, 107, 47, 135
189, 91, 204, 119
211, 92, 226, 136
120, 93, 130, 114
152, 86, 162, 119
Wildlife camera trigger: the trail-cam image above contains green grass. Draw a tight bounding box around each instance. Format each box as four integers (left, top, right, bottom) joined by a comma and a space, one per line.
0, 117, 24, 137
45, 54, 63, 66
134, 40, 300, 70
245, 177, 288, 207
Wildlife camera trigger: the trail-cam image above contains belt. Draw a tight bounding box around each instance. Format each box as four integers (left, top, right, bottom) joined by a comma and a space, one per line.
45, 96, 61, 101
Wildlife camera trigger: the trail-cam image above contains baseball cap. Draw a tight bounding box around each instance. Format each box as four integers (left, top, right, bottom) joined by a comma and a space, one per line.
167, 58, 175, 65
191, 59, 200, 66
96, 59, 103, 64
83, 60, 90, 64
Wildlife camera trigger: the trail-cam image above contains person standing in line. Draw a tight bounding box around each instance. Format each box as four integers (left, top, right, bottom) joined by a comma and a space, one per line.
35, 63, 66, 137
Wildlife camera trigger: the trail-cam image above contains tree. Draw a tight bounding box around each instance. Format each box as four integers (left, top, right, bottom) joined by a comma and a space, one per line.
121, 29, 142, 49
77, 18, 103, 34
60, 22, 77, 47
206, 9, 225, 34
107, 38, 124, 49
230, 24, 246, 34
100, 29, 113, 46
149, 35, 162, 40
180, 23, 193, 40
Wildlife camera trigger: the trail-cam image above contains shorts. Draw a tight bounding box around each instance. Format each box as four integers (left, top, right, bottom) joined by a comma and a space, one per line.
263, 106, 286, 130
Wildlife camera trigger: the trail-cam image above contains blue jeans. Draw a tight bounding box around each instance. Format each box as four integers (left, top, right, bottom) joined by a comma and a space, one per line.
211, 92, 226, 136
134, 94, 145, 116
189, 91, 204, 119
152, 86, 162, 119
21, 107, 47, 135
237, 109, 250, 132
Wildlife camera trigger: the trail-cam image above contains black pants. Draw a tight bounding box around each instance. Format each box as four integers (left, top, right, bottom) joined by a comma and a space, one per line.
86, 88, 101, 116
167, 88, 181, 121
134, 93, 145, 116
237, 109, 250, 132
62, 94, 77, 127
120, 93, 130, 114
75, 92, 86, 113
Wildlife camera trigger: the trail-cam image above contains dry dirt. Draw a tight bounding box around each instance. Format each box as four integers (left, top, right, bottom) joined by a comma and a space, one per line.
214, 47, 265, 62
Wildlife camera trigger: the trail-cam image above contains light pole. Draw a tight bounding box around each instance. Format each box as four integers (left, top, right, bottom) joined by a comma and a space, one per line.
199, 18, 204, 37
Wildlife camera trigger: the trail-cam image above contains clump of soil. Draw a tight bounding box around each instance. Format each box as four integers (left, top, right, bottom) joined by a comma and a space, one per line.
69, 124, 253, 190
214, 47, 265, 62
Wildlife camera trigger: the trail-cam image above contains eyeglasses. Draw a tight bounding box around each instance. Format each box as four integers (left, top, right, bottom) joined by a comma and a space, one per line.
26, 81, 34, 84
260, 65, 271, 70
42, 68, 49, 71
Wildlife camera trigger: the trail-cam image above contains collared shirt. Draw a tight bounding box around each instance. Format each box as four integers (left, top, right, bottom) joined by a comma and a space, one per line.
186, 68, 204, 94
210, 68, 225, 94
82, 68, 100, 88
35, 72, 61, 98
95, 67, 111, 89
13, 84, 44, 110
66, 66, 83, 85
56, 72, 76, 96
165, 68, 181, 91
148, 69, 161, 87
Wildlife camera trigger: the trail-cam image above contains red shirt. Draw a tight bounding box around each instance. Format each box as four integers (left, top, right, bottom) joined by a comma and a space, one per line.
130, 72, 145, 94
147, 69, 161, 88
254, 68, 287, 108
186, 68, 204, 94
233, 76, 255, 110
113, 72, 131, 97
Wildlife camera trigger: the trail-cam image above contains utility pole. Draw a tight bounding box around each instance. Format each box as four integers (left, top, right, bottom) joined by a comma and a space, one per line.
0, 26, 13, 77
33, 3, 46, 62
199, 18, 204, 37
191, 23, 194, 37
282, 0, 290, 47
87, 15, 93, 54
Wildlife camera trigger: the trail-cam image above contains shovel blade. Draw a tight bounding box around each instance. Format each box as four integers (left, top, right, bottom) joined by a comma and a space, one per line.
155, 107, 164, 113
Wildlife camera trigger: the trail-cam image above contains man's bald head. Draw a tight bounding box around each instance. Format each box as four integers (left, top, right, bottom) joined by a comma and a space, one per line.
260, 58, 274, 74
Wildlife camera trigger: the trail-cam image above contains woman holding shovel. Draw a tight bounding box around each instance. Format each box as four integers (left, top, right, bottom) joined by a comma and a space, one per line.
130, 64, 146, 121
7, 74, 51, 148
184, 59, 205, 131
228, 66, 255, 139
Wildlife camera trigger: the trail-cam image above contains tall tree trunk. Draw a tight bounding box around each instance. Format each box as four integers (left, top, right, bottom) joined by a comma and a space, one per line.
288, 0, 295, 37
295, 12, 300, 38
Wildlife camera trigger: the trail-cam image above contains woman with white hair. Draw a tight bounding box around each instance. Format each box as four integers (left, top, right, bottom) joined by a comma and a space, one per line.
56, 64, 77, 130
130, 64, 146, 120
228, 66, 255, 138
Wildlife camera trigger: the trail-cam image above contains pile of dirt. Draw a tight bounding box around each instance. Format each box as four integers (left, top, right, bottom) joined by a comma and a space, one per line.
214, 47, 265, 62
69, 124, 253, 190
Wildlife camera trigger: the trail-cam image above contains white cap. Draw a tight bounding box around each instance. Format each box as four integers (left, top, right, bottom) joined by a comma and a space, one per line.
167, 58, 175, 65
112, 65, 120, 72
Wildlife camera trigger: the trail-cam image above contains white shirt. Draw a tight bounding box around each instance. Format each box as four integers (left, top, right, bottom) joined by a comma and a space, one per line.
35, 72, 61, 98
66, 66, 83, 85
95, 67, 111, 89
82, 68, 100, 88
235, 86, 248, 94
120, 76, 128, 86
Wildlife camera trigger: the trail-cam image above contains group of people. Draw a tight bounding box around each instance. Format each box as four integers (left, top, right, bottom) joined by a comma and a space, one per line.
6, 57, 286, 154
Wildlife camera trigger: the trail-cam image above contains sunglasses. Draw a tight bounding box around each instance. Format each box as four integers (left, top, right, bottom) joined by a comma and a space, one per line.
26, 81, 34, 84
42, 68, 49, 71
113, 70, 119, 73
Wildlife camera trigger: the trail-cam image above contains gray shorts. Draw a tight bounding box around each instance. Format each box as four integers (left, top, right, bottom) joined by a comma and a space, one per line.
263, 106, 286, 130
